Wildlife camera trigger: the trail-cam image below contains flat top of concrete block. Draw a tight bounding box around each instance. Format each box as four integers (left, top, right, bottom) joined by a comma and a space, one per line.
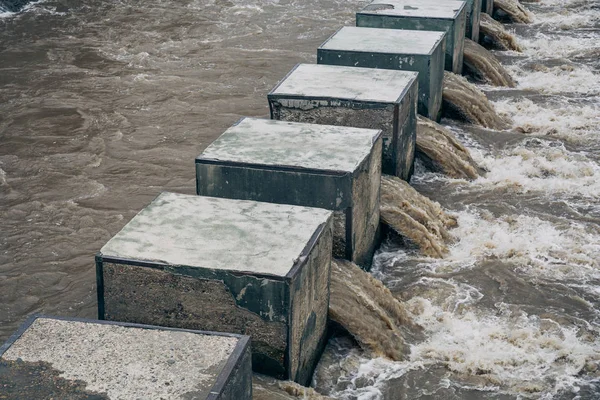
359, 0, 466, 19
270, 64, 418, 103
0, 317, 241, 399
100, 192, 331, 277
198, 118, 381, 173
320, 26, 445, 56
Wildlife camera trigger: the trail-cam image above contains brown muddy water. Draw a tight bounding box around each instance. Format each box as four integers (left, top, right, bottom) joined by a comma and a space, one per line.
1, 0, 600, 399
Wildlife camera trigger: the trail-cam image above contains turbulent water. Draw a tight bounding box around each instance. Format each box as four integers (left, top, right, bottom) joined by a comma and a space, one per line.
442, 71, 509, 129
379, 175, 457, 258
253, 375, 333, 400
480, 12, 523, 51
329, 258, 421, 360
415, 116, 483, 180
494, 0, 534, 23
1, 0, 600, 399
463, 38, 517, 87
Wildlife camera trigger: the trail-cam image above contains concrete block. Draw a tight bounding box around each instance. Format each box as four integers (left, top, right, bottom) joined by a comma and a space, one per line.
95, 192, 333, 385
443, 0, 481, 40
317, 26, 445, 121
268, 63, 418, 181
356, 0, 467, 74
482, 0, 493, 15
196, 117, 382, 268
0, 315, 252, 400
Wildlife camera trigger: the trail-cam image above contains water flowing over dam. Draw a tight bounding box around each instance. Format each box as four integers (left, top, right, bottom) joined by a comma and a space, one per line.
442, 71, 509, 129
329, 258, 421, 360
463, 38, 517, 87
1, 0, 600, 399
416, 116, 483, 180
380, 175, 457, 258
479, 12, 523, 51
494, 0, 534, 24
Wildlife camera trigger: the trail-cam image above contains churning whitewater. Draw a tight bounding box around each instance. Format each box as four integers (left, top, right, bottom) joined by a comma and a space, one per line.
0, 0, 599, 399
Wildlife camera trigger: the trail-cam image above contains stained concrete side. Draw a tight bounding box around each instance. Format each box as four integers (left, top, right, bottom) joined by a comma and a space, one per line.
100, 262, 289, 379
288, 222, 332, 385
356, 11, 467, 74
351, 137, 383, 268
317, 37, 445, 121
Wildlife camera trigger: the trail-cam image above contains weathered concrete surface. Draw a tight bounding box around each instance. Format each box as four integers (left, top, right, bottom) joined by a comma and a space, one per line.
482, 0, 494, 15
196, 118, 382, 267
356, 0, 467, 74
268, 64, 418, 181
97, 193, 333, 384
318, 26, 445, 121
442, 0, 481, 41
0, 316, 252, 400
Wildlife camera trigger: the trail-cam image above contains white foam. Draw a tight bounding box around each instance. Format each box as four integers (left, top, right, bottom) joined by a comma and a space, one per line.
470, 141, 600, 197
493, 98, 600, 144
519, 33, 600, 59
407, 293, 600, 396
507, 64, 600, 95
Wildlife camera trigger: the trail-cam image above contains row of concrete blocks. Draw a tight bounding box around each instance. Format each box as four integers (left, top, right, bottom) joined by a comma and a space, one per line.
1, 0, 495, 398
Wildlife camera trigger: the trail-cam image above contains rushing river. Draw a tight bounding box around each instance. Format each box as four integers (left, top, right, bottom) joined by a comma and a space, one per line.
1, 0, 599, 399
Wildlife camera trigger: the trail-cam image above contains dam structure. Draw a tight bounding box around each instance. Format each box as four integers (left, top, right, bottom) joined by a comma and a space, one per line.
317, 26, 446, 121
268, 63, 418, 181
95, 192, 333, 385
356, 0, 467, 74
196, 117, 382, 269
2, 0, 599, 399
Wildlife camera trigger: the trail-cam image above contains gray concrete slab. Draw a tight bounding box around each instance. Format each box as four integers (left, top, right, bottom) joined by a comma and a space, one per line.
196, 117, 382, 268
268, 64, 418, 180
318, 26, 446, 121
356, 0, 467, 74
0, 316, 252, 400
101, 192, 331, 277
97, 192, 333, 384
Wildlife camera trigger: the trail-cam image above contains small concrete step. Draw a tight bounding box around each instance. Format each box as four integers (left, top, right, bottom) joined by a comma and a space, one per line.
268, 63, 418, 181
196, 117, 382, 268
356, 0, 468, 74
96, 192, 333, 385
0, 316, 252, 400
318, 26, 446, 121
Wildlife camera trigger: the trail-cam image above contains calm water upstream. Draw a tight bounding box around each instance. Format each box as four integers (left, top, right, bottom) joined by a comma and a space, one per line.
1, 0, 599, 399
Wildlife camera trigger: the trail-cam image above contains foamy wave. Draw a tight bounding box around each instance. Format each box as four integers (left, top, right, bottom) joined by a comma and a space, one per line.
508, 64, 600, 95
407, 293, 600, 397
471, 141, 600, 197
440, 210, 600, 281
493, 98, 600, 143
520, 33, 600, 59
532, 9, 599, 29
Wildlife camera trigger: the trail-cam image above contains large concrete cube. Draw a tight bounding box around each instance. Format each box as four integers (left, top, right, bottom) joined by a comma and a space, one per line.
96, 192, 333, 385
442, 0, 480, 41
196, 117, 382, 268
482, 0, 493, 15
268, 63, 418, 181
356, 0, 467, 74
0, 316, 252, 400
317, 26, 445, 121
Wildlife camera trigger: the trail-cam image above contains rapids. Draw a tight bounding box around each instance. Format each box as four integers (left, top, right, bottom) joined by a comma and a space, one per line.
494, 0, 534, 23
415, 116, 483, 180
379, 175, 457, 258
479, 12, 523, 51
328, 258, 420, 360
462, 38, 517, 87
442, 71, 509, 129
